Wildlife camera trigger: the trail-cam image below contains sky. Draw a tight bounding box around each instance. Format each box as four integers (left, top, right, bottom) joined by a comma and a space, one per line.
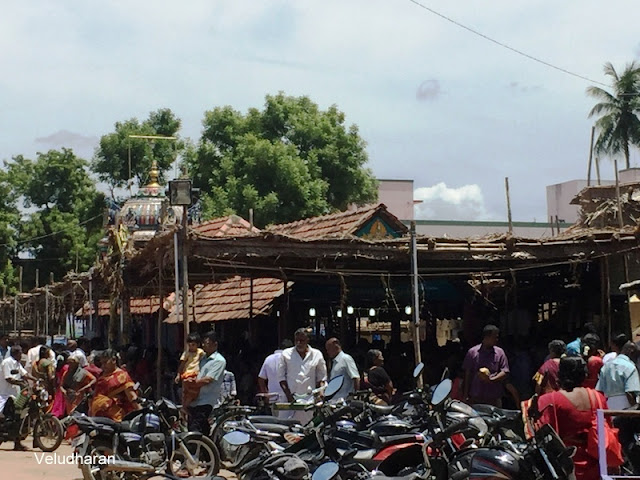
1, 1, 639, 223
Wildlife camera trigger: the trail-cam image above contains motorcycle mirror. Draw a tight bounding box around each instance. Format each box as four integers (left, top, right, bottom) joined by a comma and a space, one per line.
431, 378, 453, 407
223, 431, 251, 446
413, 363, 424, 379
312, 462, 340, 480
324, 375, 344, 400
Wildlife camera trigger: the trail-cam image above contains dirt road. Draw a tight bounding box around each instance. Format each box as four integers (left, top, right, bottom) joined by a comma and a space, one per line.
1, 437, 236, 480
0, 440, 82, 480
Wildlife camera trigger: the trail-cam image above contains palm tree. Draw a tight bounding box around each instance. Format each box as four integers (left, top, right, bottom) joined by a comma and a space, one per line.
587, 61, 640, 169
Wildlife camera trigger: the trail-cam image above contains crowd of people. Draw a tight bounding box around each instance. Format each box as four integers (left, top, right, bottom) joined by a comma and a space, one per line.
1, 322, 639, 478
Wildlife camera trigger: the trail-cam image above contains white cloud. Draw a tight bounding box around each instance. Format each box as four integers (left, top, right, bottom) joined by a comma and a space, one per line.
414, 183, 497, 221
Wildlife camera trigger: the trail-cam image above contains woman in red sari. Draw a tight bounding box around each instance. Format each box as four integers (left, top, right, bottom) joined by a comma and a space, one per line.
581, 333, 603, 389
538, 356, 618, 480
90, 349, 141, 421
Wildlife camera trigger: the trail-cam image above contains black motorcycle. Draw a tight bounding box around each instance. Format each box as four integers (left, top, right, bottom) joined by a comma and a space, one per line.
71, 396, 220, 480
376, 379, 576, 480
0, 378, 64, 452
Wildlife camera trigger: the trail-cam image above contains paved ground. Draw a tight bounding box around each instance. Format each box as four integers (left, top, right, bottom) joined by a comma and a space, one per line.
0, 440, 82, 480
1, 437, 236, 480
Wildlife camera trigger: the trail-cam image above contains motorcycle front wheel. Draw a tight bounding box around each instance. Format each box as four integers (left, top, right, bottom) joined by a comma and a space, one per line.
168, 436, 221, 478
33, 415, 64, 452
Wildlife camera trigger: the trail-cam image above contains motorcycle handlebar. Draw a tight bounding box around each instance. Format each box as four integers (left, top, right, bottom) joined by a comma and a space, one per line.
434, 420, 468, 442
324, 405, 354, 424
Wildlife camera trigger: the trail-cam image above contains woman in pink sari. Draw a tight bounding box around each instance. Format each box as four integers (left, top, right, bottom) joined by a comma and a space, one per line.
51, 353, 69, 418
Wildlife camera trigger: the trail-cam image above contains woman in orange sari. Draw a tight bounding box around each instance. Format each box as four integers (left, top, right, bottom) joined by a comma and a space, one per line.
90, 349, 141, 421
60, 356, 96, 415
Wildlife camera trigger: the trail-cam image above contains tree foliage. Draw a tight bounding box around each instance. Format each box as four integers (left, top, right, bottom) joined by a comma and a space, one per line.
93, 108, 183, 190
7, 149, 105, 281
587, 61, 640, 169
0, 169, 19, 292
187, 93, 378, 227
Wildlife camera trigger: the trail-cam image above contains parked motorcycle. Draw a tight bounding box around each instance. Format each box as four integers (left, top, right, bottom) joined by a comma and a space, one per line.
376, 379, 576, 480
0, 377, 63, 452
70, 395, 220, 480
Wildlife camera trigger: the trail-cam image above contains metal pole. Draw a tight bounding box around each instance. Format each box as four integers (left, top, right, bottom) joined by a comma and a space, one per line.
410, 221, 424, 388
182, 206, 190, 350
13, 296, 17, 335
505, 177, 513, 235
157, 252, 164, 399
596, 157, 601, 185
45, 285, 49, 338
173, 231, 180, 344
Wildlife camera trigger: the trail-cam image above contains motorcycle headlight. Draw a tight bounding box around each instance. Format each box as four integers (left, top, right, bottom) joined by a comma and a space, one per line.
468, 417, 489, 437
40, 390, 49, 401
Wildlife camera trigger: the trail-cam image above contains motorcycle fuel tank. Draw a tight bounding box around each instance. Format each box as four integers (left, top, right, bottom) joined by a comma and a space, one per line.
468, 448, 522, 480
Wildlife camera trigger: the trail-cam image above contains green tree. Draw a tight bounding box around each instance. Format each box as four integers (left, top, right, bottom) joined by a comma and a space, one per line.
587, 61, 640, 169
7, 149, 105, 281
93, 108, 183, 190
0, 169, 19, 292
187, 93, 378, 227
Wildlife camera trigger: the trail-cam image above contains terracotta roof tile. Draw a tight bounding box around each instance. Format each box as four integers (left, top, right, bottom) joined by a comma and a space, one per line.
164, 276, 292, 324
77, 296, 161, 317
193, 215, 260, 238
266, 203, 407, 239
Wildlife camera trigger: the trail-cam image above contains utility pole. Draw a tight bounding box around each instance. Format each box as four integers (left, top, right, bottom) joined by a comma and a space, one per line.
410, 221, 423, 388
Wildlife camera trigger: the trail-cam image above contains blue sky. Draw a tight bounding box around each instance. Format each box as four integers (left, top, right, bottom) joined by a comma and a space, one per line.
1, 1, 639, 222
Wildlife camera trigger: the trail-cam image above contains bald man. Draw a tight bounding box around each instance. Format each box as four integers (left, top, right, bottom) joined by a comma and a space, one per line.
326, 338, 360, 401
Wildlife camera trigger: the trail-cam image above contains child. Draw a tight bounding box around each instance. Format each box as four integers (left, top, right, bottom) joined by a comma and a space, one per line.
175, 333, 205, 409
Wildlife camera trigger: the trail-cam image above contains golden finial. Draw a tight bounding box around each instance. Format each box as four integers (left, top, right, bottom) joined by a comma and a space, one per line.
148, 160, 160, 187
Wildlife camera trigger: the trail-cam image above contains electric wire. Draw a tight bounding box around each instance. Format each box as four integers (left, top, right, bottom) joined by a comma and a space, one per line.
406, 0, 609, 88
0, 213, 103, 248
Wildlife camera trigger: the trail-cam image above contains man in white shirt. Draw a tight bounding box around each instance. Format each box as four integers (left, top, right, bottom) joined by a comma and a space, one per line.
325, 338, 360, 401
26, 336, 55, 375
0, 345, 35, 450
278, 328, 327, 423
68, 338, 88, 368
258, 339, 293, 417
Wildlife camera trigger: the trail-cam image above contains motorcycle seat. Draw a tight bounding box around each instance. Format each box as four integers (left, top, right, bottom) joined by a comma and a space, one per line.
473, 404, 520, 421
369, 404, 395, 415
88, 417, 132, 432
248, 415, 300, 427
372, 474, 422, 480
252, 423, 291, 435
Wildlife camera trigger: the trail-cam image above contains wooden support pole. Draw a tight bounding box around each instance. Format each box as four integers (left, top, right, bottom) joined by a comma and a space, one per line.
587, 126, 595, 186
615, 160, 624, 230
505, 177, 513, 235
596, 157, 601, 185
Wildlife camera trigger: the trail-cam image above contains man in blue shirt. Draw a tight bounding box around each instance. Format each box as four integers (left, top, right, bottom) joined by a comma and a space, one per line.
566, 323, 597, 356
326, 338, 360, 401
186, 331, 226, 434
596, 342, 640, 410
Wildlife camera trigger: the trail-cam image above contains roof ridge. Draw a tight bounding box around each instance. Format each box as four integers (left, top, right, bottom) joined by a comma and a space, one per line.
268, 203, 384, 231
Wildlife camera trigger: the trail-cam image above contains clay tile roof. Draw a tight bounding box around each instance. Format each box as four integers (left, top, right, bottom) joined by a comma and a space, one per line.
193, 215, 260, 238
164, 276, 292, 324
266, 203, 407, 240
77, 296, 161, 317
